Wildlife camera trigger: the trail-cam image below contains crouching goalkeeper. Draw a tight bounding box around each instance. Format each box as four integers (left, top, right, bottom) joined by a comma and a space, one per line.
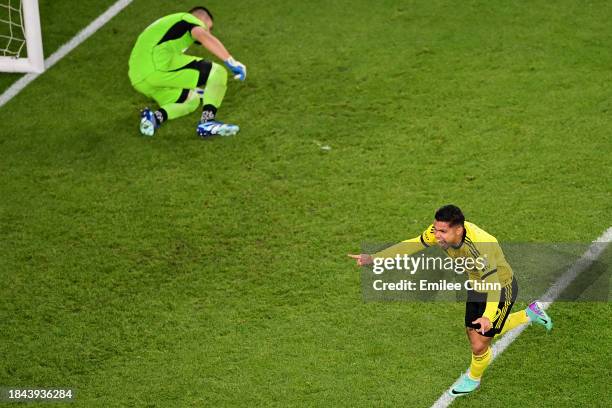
128, 6, 246, 137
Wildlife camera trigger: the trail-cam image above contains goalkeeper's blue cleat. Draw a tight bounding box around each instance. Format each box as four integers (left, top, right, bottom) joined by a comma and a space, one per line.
526, 301, 553, 332
196, 120, 240, 137
450, 374, 480, 397
139, 108, 158, 137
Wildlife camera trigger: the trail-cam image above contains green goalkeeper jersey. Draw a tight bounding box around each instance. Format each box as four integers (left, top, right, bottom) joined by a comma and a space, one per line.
128, 12, 207, 84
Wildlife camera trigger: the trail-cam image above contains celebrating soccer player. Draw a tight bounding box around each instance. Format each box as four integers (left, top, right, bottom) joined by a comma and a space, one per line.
128, 6, 246, 137
348, 205, 553, 396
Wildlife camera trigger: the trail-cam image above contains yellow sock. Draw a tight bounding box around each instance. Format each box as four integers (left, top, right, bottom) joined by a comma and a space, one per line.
498, 310, 530, 337
469, 347, 492, 380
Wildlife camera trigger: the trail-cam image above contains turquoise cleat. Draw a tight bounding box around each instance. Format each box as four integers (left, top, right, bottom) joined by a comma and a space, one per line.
450, 374, 480, 397
196, 120, 239, 137
526, 301, 553, 332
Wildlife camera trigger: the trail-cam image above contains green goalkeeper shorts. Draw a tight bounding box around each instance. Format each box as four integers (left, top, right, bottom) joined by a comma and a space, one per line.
131, 56, 212, 105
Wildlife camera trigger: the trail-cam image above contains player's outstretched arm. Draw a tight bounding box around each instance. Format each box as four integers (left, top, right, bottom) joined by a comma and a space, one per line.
191, 26, 247, 81
348, 230, 430, 267
348, 254, 373, 266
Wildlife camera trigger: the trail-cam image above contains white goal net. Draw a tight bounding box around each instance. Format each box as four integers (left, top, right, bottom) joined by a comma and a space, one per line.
0, 0, 43, 73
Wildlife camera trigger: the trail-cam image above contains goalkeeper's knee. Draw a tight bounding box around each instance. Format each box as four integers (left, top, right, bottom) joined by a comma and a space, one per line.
208, 62, 228, 88
202, 62, 228, 108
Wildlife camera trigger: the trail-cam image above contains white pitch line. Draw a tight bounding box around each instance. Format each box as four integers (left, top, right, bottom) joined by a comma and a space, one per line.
431, 226, 612, 408
0, 0, 134, 109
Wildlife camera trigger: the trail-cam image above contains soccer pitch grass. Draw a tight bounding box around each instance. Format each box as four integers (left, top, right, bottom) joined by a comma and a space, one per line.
1, 0, 611, 407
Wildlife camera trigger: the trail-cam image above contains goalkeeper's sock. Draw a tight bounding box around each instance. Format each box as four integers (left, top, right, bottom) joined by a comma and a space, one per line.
155, 109, 167, 125
495, 310, 530, 338
201, 104, 217, 122
469, 347, 492, 380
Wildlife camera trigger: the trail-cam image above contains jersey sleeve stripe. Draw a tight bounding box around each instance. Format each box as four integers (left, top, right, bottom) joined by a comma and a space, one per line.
464, 239, 481, 258
420, 234, 430, 247
481, 268, 498, 280
495, 283, 513, 328
468, 247, 480, 259
465, 245, 479, 259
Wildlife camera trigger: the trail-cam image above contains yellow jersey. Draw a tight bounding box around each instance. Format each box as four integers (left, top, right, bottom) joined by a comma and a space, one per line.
373, 221, 513, 321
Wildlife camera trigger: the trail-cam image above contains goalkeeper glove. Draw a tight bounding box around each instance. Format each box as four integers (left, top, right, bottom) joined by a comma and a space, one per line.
224, 57, 247, 81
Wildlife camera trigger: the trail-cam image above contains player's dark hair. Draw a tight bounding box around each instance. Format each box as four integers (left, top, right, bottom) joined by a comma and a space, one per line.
435, 205, 465, 227
189, 6, 213, 21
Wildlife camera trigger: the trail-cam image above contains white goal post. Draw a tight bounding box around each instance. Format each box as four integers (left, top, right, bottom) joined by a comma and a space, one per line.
0, 0, 44, 73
